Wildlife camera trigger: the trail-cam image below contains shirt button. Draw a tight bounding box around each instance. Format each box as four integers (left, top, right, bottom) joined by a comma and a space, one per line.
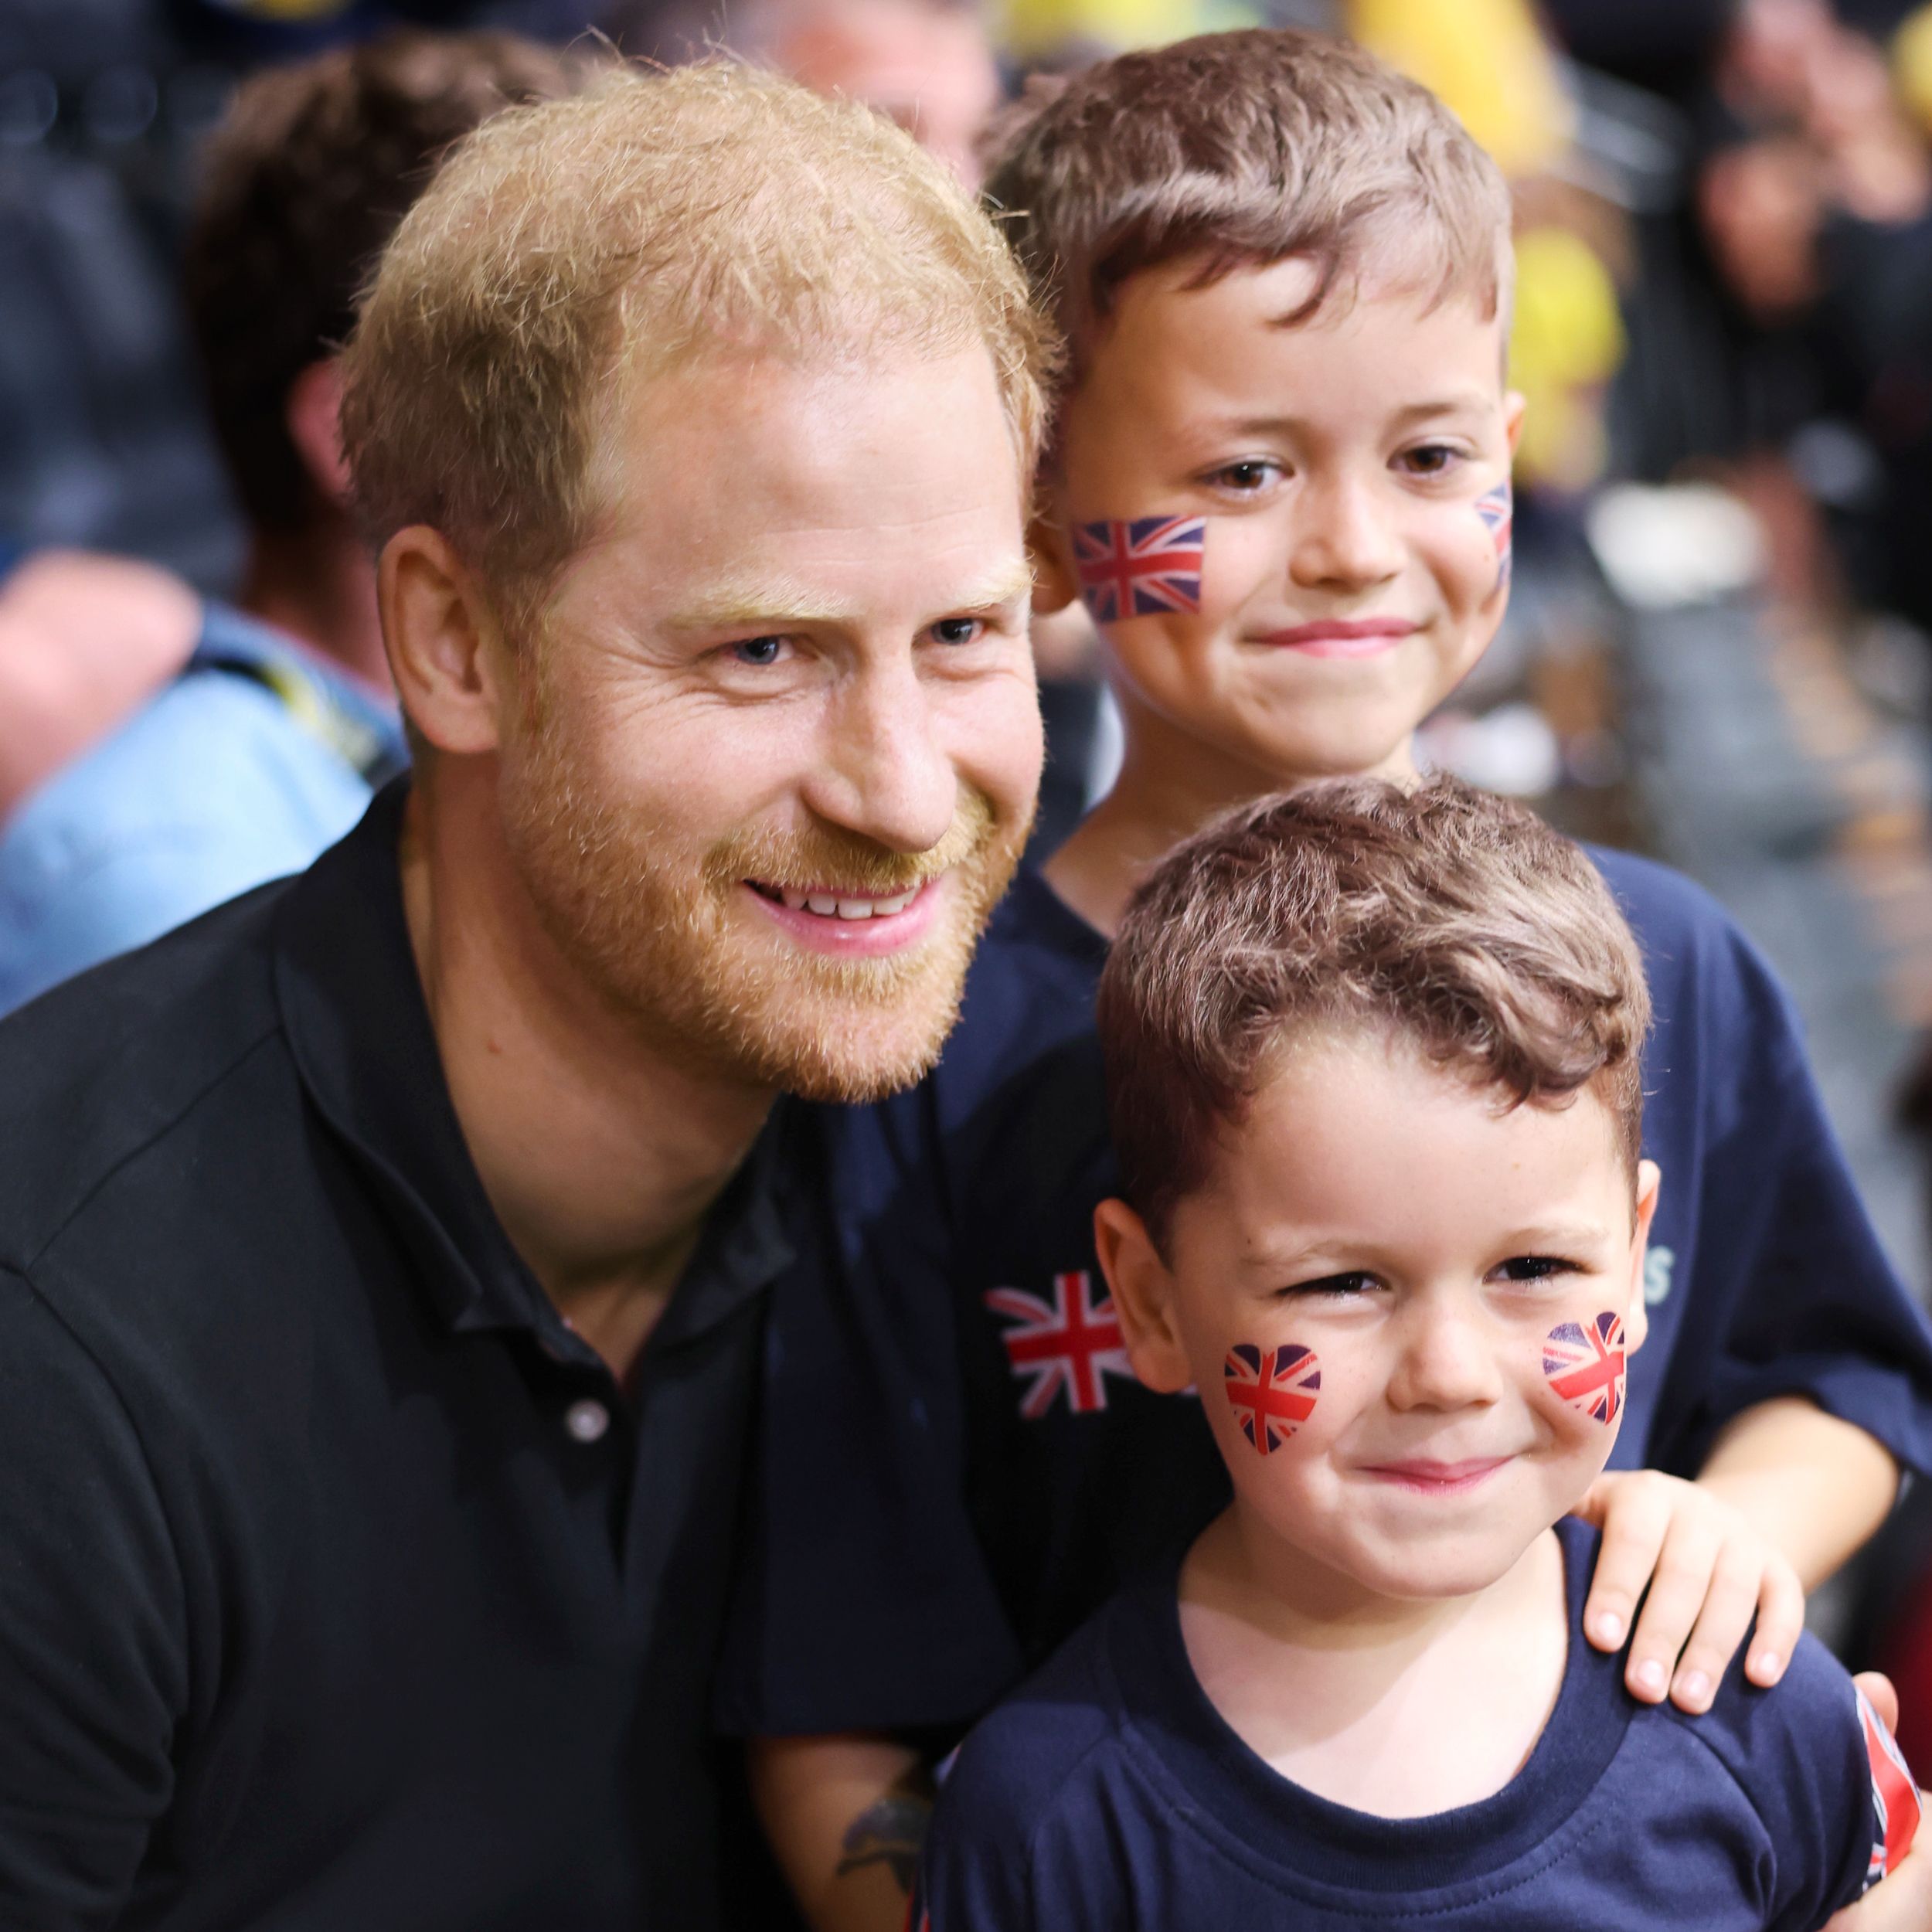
564, 1398, 611, 1444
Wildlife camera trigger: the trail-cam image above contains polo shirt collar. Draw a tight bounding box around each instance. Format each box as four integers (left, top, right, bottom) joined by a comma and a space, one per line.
271, 781, 794, 1348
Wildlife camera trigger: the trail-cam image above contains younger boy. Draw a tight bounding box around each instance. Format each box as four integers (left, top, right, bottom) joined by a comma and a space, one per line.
733, 33, 1932, 1924
914, 777, 1921, 1929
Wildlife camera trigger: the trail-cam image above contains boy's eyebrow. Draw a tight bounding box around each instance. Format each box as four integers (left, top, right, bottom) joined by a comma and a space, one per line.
1206, 390, 1498, 440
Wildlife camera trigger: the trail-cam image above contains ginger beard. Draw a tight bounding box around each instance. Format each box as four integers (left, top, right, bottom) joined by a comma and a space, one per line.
499, 701, 1029, 1104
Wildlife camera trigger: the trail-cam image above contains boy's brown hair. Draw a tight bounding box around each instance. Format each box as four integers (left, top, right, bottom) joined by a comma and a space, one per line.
1097, 777, 1649, 1248
981, 27, 1512, 368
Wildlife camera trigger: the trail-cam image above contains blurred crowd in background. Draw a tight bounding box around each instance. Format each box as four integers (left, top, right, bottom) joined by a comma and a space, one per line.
12, 0, 1932, 1765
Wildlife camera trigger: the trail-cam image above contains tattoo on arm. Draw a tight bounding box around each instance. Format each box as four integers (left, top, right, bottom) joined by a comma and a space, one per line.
835, 1794, 933, 1896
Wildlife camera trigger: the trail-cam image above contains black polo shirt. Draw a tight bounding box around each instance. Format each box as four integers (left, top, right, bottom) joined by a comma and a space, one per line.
0, 783, 803, 1930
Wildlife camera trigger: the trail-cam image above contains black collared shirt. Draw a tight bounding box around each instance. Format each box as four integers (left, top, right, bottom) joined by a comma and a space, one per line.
0, 784, 801, 1930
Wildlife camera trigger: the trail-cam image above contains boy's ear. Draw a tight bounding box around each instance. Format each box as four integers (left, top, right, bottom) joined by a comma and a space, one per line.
1094, 1197, 1194, 1394
1028, 503, 1080, 617
1621, 1158, 1662, 1355
1504, 389, 1528, 457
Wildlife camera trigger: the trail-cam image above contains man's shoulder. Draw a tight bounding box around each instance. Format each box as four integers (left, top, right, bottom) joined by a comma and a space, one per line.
0, 883, 293, 1269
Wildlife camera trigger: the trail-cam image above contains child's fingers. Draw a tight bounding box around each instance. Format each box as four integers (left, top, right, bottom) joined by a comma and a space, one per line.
1579, 1478, 1671, 1653
1743, 1563, 1805, 1689
1624, 1514, 1724, 1703
1665, 1540, 1767, 1712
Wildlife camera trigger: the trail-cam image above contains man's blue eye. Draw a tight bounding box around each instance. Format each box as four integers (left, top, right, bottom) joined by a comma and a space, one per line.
933, 618, 980, 645
733, 637, 784, 666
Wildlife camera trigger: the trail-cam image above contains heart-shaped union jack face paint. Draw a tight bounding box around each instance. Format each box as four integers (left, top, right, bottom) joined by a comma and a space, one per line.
1543, 1311, 1626, 1426
1073, 515, 1206, 624
1223, 1342, 1320, 1456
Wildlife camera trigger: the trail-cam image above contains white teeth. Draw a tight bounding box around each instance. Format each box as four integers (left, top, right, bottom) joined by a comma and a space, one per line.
766, 884, 923, 918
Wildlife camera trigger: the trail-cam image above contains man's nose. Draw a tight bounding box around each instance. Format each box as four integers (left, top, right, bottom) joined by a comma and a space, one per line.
1384, 1301, 1502, 1413
804, 653, 960, 856
1288, 475, 1405, 593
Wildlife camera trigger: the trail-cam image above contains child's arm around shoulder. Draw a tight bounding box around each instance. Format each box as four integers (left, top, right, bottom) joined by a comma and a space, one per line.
1571, 1400, 1896, 1713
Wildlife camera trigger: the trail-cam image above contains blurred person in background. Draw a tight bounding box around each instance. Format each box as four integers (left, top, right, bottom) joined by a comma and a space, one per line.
0, 28, 581, 1017
0, 544, 201, 815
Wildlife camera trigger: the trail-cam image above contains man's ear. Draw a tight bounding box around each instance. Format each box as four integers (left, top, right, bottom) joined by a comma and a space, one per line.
285, 358, 352, 509
1622, 1158, 1662, 1355
1094, 1197, 1193, 1393
378, 527, 515, 757
1504, 389, 1528, 459
1027, 502, 1079, 617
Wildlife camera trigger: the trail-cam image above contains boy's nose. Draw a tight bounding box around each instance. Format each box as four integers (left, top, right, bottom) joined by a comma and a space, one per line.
1287, 478, 1405, 593
1384, 1304, 1503, 1413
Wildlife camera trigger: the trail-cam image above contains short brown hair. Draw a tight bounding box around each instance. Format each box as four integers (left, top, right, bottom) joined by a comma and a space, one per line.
342, 60, 1056, 634
184, 29, 582, 535
1098, 777, 1649, 1247
981, 27, 1512, 367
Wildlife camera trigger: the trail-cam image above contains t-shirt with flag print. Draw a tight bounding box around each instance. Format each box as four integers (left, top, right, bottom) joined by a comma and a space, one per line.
911, 1519, 1919, 1932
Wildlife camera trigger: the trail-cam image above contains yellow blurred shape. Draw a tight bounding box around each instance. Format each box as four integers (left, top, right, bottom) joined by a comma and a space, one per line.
1350, 0, 1572, 179
1509, 224, 1625, 490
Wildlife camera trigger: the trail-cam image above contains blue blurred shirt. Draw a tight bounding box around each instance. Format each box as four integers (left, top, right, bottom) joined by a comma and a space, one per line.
0, 600, 404, 1015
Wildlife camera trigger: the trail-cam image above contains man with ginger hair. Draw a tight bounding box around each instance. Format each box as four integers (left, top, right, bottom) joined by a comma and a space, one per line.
0, 61, 1047, 1928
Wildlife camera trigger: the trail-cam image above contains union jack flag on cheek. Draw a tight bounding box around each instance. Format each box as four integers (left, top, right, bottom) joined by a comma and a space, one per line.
1859, 1684, 1923, 1890
1073, 515, 1207, 624
1476, 480, 1513, 591
1223, 1342, 1321, 1456
985, 1270, 1134, 1419
1542, 1311, 1626, 1426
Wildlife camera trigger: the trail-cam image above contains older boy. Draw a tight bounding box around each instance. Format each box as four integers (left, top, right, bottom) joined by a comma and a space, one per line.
915, 777, 1921, 1930
733, 32, 1932, 1928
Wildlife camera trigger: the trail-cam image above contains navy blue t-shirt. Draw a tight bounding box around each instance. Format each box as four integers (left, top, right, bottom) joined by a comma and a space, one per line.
723, 850, 1932, 1735
913, 1519, 1906, 1932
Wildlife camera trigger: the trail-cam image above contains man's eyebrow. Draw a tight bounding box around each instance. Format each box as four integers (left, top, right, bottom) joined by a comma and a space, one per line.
664, 560, 1034, 635
942, 560, 1035, 614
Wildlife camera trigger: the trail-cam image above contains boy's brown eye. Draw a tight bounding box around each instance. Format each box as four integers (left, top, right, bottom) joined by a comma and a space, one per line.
1216, 461, 1275, 491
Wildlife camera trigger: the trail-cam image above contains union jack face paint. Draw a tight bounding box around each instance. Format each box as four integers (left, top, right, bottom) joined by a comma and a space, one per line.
1476, 479, 1512, 592
1073, 515, 1206, 624
1223, 1342, 1320, 1456
1543, 1311, 1626, 1426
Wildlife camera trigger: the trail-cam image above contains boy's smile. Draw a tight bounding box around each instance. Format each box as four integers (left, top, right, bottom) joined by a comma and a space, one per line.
1100, 1026, 1658, 1614
1041, 252, 1522, 795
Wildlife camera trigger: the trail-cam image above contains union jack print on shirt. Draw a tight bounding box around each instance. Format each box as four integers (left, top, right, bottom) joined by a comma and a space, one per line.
1223, 1342, 1321, 1455
1859, 1683, 1923, 1890
1543, 1311, 1626, 1426
1073, 515, 1207, 624
1477, 480, 1513, 589
985, 1270, 1132, 1418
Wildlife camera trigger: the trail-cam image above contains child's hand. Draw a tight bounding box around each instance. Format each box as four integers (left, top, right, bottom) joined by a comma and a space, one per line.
1570, 1470, 1806, 1713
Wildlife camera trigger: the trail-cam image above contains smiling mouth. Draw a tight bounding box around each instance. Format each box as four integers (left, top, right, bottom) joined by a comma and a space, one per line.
746, 879, 929, 921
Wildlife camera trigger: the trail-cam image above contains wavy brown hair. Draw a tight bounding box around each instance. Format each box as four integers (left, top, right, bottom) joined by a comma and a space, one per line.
1098, 777, 1650, 1249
